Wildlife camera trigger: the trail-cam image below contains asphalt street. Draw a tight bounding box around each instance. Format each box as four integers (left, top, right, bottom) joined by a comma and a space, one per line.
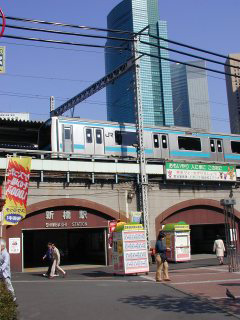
12, 259, 239, 320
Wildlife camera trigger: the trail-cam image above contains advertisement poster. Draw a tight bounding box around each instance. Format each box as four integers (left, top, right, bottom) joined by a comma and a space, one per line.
3, 157, 32, 225
123, 230, 149, 274
166, 162, 236, 181
9, 238, 21, 254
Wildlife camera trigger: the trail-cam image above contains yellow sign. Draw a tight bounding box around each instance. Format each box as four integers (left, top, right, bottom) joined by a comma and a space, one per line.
123, 224, 144, 230
0, 47, 5, 73
3, 157, 32, 225
174, 225, 190, 231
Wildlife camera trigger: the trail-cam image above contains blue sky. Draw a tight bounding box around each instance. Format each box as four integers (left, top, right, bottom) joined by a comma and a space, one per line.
0, 0, 239, 133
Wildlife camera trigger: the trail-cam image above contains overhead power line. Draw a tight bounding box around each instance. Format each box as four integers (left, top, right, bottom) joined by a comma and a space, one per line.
6, 16, 134, 35
137, 50, 240, 79
4, 23, 134, 42
145, 33, 240, 64
140, 40, 240, 71
3, 34, 128, 51
4, 22, 239, 72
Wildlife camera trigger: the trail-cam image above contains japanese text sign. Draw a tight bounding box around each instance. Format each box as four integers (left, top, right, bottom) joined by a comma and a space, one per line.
3, 157, 32, 225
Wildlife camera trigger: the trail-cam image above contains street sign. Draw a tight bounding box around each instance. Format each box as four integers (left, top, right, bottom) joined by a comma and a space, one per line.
0, 46, 5, 73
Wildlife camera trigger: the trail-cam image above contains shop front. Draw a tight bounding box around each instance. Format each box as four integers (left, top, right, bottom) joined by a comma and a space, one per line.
4, 198, 125, 272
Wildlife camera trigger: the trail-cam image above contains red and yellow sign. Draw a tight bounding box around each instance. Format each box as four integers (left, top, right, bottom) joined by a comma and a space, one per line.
3, 157, 32, 225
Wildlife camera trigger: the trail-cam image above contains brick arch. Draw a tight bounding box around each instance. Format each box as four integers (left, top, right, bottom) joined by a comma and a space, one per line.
155, 198, 240, 235
25, 198, 127, 222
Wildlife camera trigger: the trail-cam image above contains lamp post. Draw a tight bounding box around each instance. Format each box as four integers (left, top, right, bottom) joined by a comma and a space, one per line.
220, 198, 240, 272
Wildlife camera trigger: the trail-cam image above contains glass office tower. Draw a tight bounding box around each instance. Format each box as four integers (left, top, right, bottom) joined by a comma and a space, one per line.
171, 60, 211, 131
105, 0, 174, 126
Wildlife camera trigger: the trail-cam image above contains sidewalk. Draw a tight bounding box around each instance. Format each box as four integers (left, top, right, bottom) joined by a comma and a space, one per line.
145, 264, 240, 318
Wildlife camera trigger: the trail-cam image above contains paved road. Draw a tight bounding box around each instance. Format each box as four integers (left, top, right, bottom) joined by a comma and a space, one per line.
12, 260, 239, 320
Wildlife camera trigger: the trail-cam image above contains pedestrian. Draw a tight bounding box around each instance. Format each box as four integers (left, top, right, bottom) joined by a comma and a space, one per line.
49, 243, 66, 279
155, 231, 171, 282
42, 242, 54, 277
0, 238, 16, 302
213, 235, 225, 265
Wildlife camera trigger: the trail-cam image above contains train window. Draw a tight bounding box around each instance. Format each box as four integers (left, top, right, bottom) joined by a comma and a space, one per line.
86, 128, 92, 143
64, 127, 71, 140
217, 140, 223, 152
231, 141, 240, 154
115, 131, 137, 146
153, 135, 159, 148
162, 135, 168, 149
210, 139, 215, 152
178, 136, 201, 151
96, 129, 102, 144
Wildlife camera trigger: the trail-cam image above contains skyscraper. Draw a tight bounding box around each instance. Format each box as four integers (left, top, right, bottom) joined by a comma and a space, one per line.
105, 0, 174, 127
171, 60, 211, 131
225, 53, 240, 134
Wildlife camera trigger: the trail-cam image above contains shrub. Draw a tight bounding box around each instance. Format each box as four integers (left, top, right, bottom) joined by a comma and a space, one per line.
0, 282, 18, 320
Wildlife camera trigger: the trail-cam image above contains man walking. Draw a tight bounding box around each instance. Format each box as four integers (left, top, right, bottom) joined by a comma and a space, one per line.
42, 242, 54, 277
49, 243, 66, 278
0, 238, 16, 301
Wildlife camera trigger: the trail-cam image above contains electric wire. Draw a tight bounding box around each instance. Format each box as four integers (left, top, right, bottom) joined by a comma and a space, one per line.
4, 23, 134, 42
145, 33, 240, 64
140, 39, 240, 71
6, 16, 134, 35
2, 34, 128, 51
137, 50, 240, 79
3, 22, 239, 71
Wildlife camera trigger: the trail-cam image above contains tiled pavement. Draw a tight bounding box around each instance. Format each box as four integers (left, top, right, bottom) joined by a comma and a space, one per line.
144, 265, 240, 318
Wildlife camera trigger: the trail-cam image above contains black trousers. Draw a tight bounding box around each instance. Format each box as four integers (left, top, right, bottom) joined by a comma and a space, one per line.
46, 260, 53, 276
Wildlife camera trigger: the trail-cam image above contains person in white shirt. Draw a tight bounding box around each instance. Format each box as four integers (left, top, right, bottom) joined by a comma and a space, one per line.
49, 243, 66, 278
213, 235, 225, 265
0, 239, 16, 301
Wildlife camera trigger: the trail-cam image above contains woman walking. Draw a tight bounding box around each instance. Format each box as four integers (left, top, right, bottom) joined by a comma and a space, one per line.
49, 243, 66, 278
155, 231, 171, 282
213, 235, 225, 265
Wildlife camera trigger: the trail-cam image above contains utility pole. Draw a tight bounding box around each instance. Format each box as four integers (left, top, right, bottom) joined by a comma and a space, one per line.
133, 35, 150, 248
220, 198, 240, 272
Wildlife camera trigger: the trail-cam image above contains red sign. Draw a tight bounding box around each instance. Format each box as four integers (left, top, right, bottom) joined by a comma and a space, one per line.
108, 220, 117, 233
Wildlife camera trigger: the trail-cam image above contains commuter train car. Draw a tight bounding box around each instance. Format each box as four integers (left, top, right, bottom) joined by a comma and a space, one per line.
38, 116, 240, 164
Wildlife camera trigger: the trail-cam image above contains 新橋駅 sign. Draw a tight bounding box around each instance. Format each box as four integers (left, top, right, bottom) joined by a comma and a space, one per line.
166, 162, 236, 181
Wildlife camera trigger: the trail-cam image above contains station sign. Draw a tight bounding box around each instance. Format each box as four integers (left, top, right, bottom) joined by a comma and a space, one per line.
166, 162, 236, 182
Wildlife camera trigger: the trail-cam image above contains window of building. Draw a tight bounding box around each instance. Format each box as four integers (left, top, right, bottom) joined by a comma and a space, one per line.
178, 136, 201, 151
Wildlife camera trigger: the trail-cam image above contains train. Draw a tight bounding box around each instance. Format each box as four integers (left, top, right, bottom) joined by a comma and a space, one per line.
38, 116, 240, 164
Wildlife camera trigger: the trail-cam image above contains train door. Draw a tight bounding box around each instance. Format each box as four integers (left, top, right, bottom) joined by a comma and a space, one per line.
209, 138, 224, 162
153, 134, 169, 159
62, 125, 73, 153
84, 127, 105, 155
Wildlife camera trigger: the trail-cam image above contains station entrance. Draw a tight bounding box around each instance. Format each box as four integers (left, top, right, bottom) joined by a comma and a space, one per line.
190, 224, 225, 254
156, 199, 240, 256
23, 228, 106, 268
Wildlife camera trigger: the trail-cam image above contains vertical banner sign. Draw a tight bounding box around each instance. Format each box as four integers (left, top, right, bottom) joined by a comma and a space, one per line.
3, 157, 32, 225
0, 46, 5, 73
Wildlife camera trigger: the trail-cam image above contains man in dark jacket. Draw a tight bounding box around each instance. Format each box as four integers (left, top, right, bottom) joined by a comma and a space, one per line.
155, 231, 171, 282
42, 242, 53, 277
